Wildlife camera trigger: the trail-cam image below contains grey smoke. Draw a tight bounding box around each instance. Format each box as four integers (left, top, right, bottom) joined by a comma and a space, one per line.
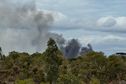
63, 39, 81, 58
47, 33, 65, 46
0, 0, 93, 56
0, 0, 63, 54
80, 43, 93, 55
61, 39, 93, 58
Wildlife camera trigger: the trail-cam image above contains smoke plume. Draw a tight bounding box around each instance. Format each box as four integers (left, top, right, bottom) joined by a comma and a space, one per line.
0, 0, 93, 57
80, 43, 93, 55
63, 39, 81, 58
0, 0, 64, 54
61, 39, 94, 58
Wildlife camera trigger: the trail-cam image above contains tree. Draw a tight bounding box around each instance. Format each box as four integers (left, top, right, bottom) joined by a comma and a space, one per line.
107, 55, 126, 83
77, 52, 108, 83
44, 38, 63, 84
57, 72, 84, 84
0, 47, 5, 60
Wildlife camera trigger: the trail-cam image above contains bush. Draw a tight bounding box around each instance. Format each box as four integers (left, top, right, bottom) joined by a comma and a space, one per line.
90, 77, 100, 84
15, 79, 35, 84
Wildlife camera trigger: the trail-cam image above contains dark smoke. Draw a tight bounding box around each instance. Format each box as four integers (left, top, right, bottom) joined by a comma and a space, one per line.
60, 39, 93, 58
80, 43, 93, 55
63, 39, 81, 58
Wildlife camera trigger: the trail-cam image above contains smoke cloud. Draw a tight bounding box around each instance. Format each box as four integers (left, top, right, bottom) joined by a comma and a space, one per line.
63, 39, 81, 58
0, 0, 64, 54
80, 43, 93, 56
0, 0, 93, 57
60, 39, 94, 58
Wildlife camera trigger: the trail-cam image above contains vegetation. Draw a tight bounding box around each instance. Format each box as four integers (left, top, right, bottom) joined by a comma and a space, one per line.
0, 38, 126, 84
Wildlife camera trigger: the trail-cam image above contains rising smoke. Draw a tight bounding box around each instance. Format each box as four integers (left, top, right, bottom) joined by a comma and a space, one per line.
79, 43, 93, 56
0, 0, 64, 54
0, 0, 93, 57
63, 39, 81, 58
61, 39, 93, 58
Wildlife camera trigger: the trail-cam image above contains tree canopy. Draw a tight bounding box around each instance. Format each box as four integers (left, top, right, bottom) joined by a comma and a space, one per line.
0, 38, 126, 84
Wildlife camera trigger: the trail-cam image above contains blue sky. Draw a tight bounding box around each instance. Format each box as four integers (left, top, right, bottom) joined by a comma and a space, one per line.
36, 0, 126, 55
0, 0, 126, 55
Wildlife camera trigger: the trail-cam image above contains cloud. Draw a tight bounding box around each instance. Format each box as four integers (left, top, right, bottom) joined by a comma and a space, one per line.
93, 35, 126, 54
96, 35, 125, 44
116, 17, 126, 28
36, 0, 126, 55
1, 0, 126, 55
77, 33, 126, 55
97, 16, 126, 28
97, 16, 116, 27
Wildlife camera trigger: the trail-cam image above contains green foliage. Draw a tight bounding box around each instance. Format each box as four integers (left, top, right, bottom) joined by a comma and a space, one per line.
0, 39, 126, 84
57, 72, 84, 84
44, 38, 63, 84
15, 79, 34, 84
90, 77, 100, 84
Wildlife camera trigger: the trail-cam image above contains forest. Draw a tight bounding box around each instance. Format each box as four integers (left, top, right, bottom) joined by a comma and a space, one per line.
0, 38, 126, 84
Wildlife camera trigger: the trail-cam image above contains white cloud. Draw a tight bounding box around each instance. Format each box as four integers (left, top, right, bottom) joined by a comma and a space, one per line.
97, 16, 116, 27
97, 16, 126, 28
76, 33, 126, 54
116, 17, 126, 28
97, 35, 125, 44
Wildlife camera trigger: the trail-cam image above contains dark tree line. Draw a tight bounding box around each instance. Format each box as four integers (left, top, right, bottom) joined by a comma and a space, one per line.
0, 38, 126, 84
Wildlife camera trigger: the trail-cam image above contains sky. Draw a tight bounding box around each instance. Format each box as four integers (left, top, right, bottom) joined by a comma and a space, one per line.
0, 0, 126, 55
36, 0, 126, 55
